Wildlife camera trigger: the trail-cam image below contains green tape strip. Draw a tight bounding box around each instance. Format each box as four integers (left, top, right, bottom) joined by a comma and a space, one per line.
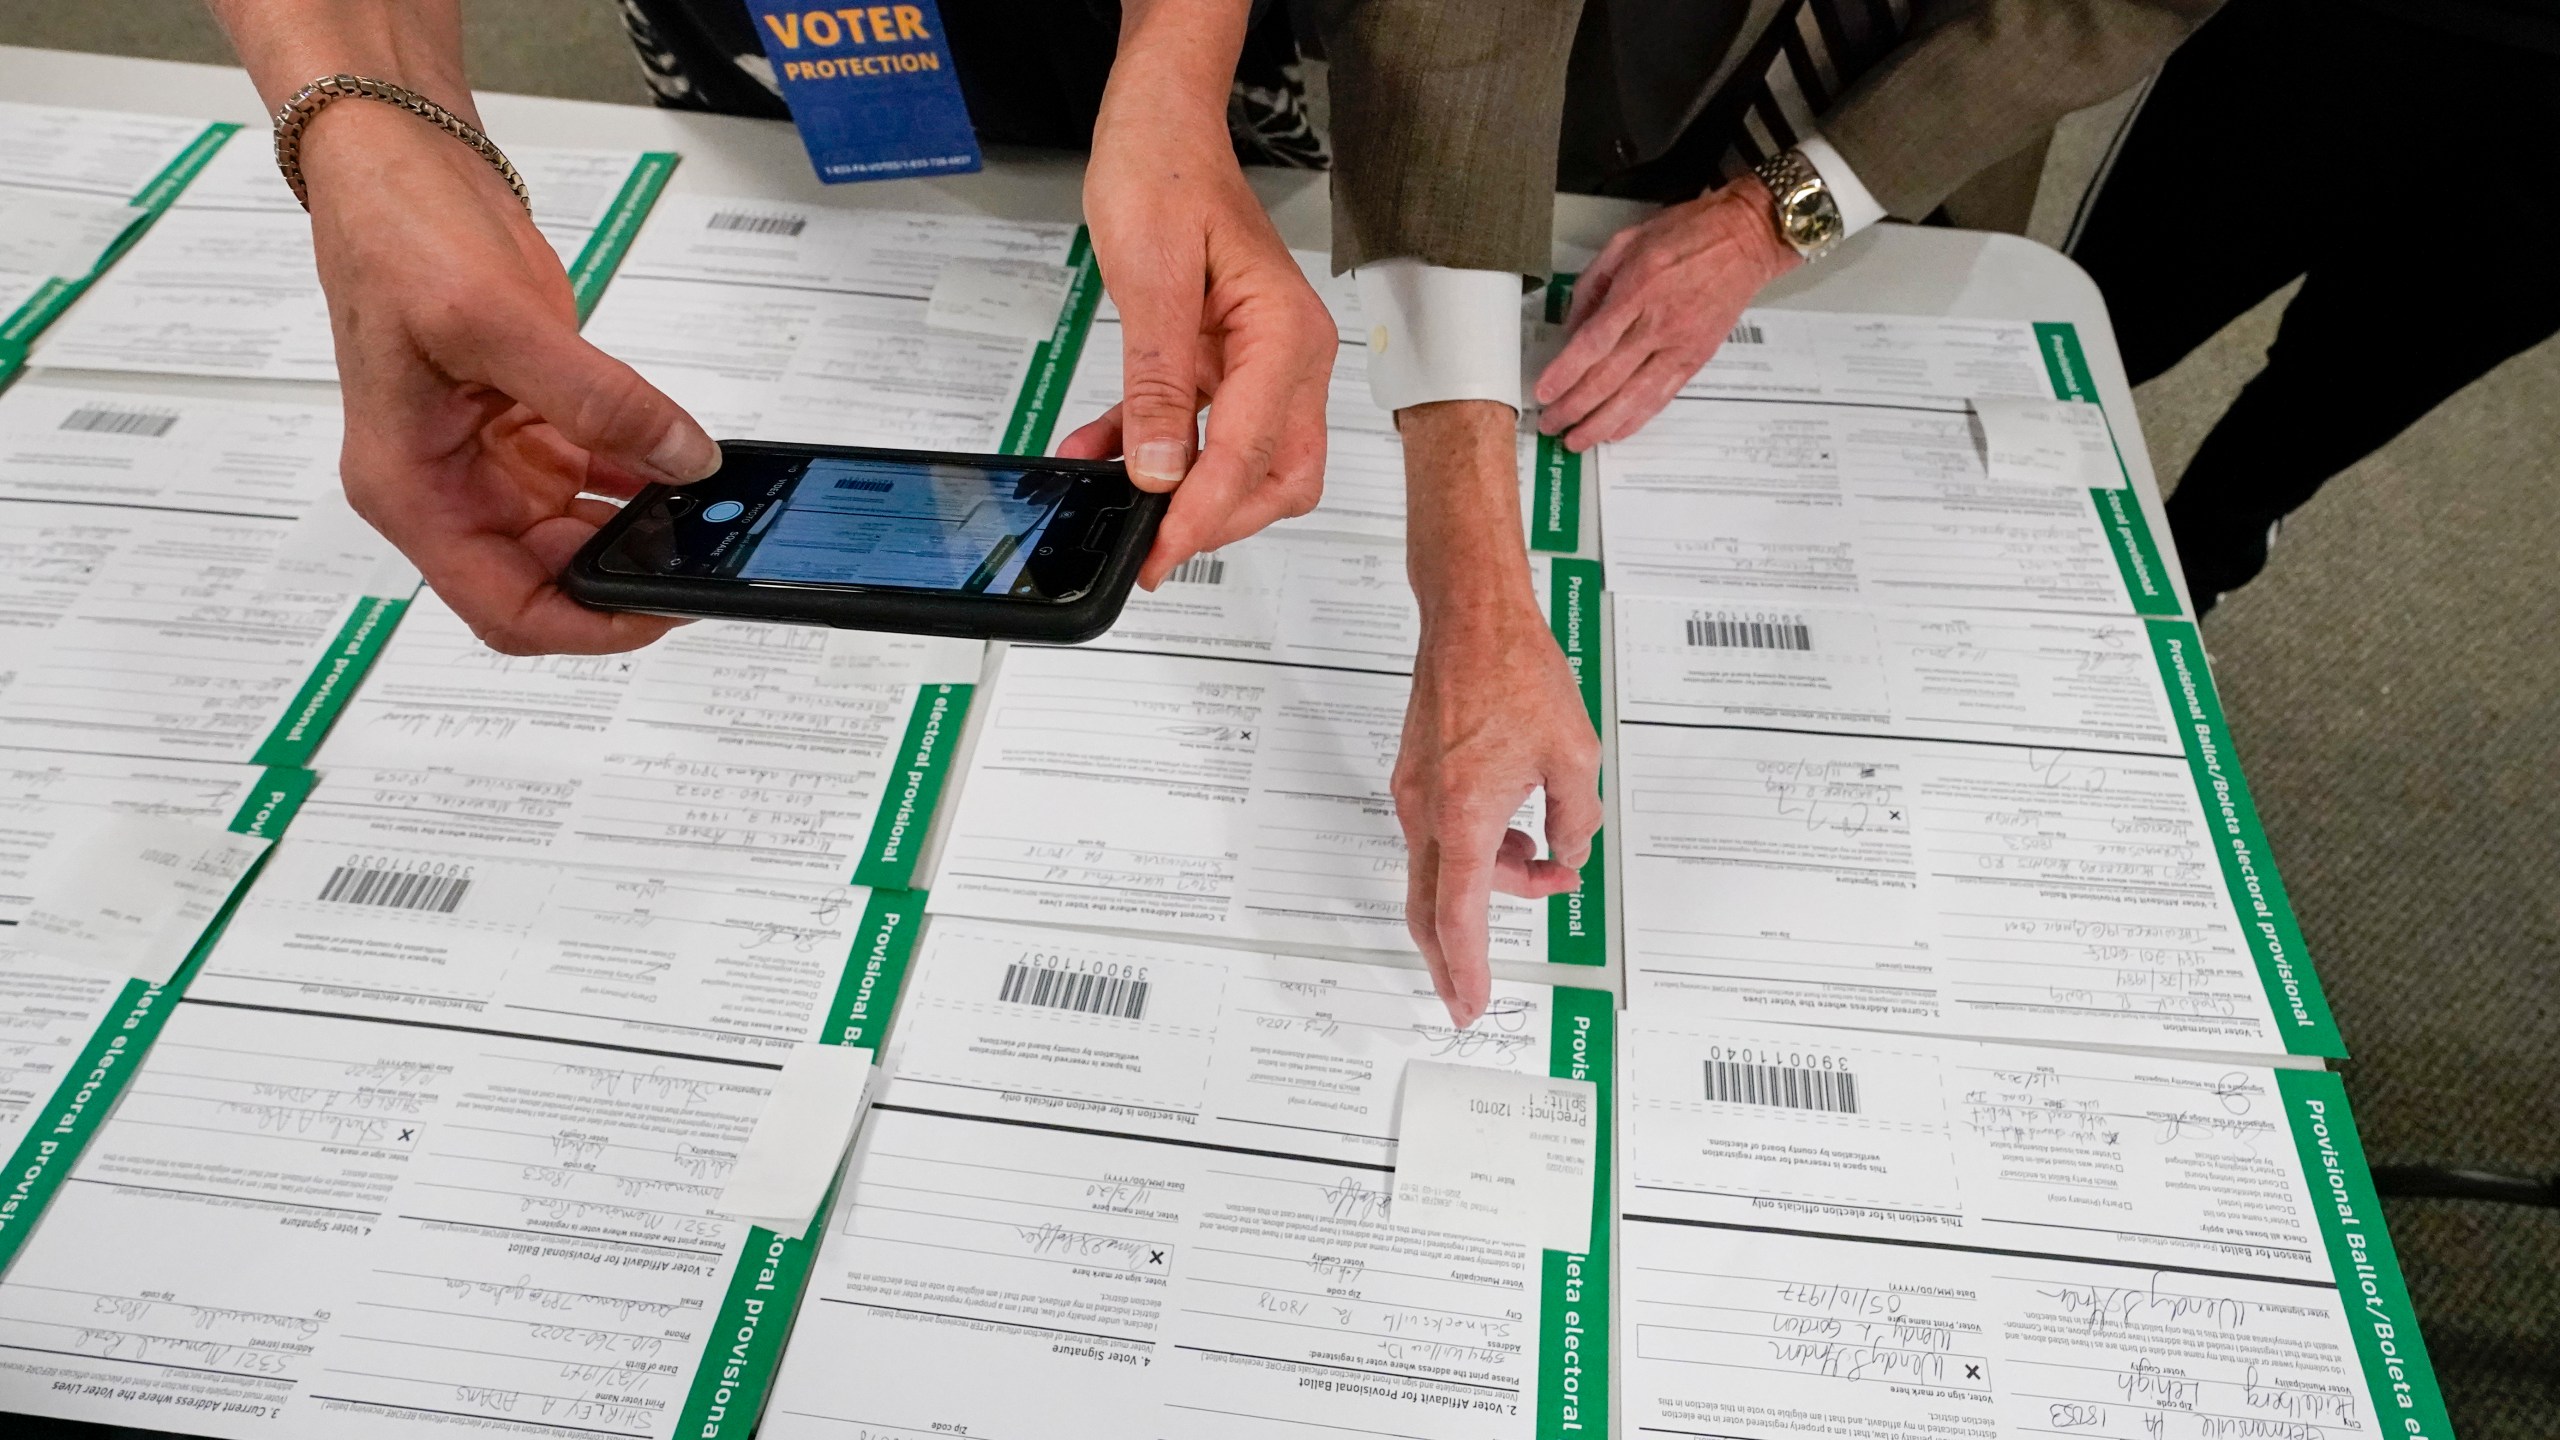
2277, 1070, 2454, 1440
674, 889, 924, 1438
1541, 275, 1575, 330
0, 759, 307, 1273
1531, 273, 1581, 553
675, 1229, 815, 1440
250, 594, 410, 768
819, 887, 925, 1051
2033, 321, 2095, 404
1537, 984, 1611, 1437
1547, 830, 1605, 970
1548, 557, 1603, 732
2147, 619, 2341, 1055
229, 766, 317, 839
999, 226, 1104, 456
0, 277, 78, 356
851, 683, 972, 891
0, 120, 240, 384
1545, 557, 1605, 966
569, 151, 680, 323
2094, 486, 2183, 616
2035, 322, 2184, 616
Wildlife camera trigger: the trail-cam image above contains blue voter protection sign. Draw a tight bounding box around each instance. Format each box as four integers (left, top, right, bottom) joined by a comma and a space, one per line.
747, 1, 982, 183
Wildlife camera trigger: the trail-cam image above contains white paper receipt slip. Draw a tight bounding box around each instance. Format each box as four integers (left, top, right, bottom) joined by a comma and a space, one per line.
818, 630, 985, 690
925, 257, 1074, 341
715, 1043, 877, 1241
1393, 1059, 1598, 1252
1971, 394, 2117, 489
19, 814, 271, 984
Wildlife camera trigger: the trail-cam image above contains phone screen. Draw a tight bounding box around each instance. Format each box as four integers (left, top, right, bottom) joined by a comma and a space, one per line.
596, 450, 1132, 601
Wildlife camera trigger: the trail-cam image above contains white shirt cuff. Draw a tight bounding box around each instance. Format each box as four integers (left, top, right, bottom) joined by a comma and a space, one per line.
1795, 133, 1887, 235
1353, 259, 1523, 414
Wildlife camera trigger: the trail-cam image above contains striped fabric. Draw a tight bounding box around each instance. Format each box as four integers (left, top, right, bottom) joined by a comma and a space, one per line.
1687, 0, 1915, 183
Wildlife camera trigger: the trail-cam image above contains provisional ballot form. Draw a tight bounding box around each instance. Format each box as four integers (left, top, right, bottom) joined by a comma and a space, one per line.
0, 753, 306, 1268
0, 101, 233, 375
307, 590, 977, 889
0, 880, 923, 1440
1613, 599, 2338, 1055
1619, 1013, 2451, 1440
1590, 311, 2184, 618
761, 917, 1612, 1440
35, 138, 676, 380
927, 552, 1606, 965
0, 382, 416, 766
581, 195, 1101, 456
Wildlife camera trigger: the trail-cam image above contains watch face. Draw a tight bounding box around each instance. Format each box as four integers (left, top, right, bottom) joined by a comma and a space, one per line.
1781, 183, 1843, 248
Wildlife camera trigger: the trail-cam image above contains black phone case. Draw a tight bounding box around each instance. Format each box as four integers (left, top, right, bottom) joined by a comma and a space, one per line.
562, 441, 1167, 645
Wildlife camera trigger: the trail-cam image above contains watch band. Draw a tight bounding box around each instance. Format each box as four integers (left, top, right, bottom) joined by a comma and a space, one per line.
1754, 147, 1845, 261
271, 74, 530, 214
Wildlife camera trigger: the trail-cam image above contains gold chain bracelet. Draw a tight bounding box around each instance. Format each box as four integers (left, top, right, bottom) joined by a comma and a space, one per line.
271, 73, 531, 213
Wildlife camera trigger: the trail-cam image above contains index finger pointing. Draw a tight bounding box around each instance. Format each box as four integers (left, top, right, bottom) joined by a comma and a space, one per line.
1431, 810, 1510, 1029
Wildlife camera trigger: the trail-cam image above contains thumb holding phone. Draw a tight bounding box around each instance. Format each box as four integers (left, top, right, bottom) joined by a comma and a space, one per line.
1059, 0, 1336, 592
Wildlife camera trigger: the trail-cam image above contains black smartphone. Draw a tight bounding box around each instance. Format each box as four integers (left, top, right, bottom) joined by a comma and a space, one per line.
564, 441, 1166, 644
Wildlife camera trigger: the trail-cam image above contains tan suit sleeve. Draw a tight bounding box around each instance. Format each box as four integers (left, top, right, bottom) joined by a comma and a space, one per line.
1821, 0, 2222, 219
1313, 0, 1586, 277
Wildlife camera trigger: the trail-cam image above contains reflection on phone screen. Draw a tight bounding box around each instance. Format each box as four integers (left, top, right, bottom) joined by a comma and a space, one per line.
727, 459, 1071, 594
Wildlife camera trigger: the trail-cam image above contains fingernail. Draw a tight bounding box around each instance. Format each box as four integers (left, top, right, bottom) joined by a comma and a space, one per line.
649, 424, 721, 483
1130, 440, 1191, 485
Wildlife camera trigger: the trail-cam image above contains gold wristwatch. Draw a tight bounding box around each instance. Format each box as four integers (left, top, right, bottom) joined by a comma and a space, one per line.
1754, 147, 1845, 261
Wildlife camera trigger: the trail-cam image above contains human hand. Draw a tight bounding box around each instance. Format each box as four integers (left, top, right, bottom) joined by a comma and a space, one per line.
1532, 173, 1800, 451
301, 101, 720, 654
1391, 402, 1601, 1027
1394, 602, 1601, 1027
1055, 4, 1334, 590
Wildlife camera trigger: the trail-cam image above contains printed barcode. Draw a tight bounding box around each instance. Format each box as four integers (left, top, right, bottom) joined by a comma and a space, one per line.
1685, 613, 1813, 651
318, 864, 472, 914
1727, 321, 1767, 345
999, 961, 1150, 1020
706, 210, 808, 238
833, 476, 894, 493
1166, 553, 1226, 586
59, 406, 179, 438
1705, 1060, 1859, 1113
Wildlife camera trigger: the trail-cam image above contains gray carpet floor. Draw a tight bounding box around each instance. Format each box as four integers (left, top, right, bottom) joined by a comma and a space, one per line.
5, 3, 2555, 1433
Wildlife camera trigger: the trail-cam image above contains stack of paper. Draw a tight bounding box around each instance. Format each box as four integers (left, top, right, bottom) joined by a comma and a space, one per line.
1620, 1012, 2429, 1440
0, 101, 232, 374
1589, 308, 2444, 1440
760, 917, 1613, 1440
0, 156, 1200, 1439
0, 108, 2453, 1440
